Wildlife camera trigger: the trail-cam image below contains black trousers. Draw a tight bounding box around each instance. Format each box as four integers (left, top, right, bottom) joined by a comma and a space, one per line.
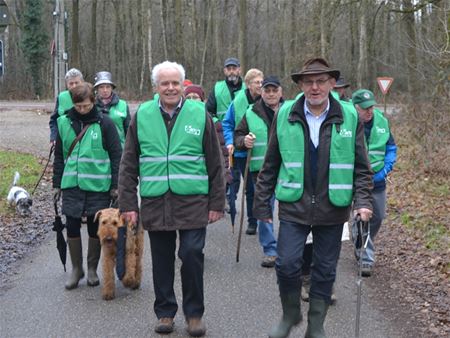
148, 228, 206, 319
66, 215, 98, 239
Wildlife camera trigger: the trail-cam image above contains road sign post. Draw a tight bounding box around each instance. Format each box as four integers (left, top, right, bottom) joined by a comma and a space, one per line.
377, 77, 394, 114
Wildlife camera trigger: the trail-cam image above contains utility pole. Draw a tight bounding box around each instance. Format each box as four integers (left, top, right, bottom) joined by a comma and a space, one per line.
53, 0, 67, 100
0, 0, 10, 80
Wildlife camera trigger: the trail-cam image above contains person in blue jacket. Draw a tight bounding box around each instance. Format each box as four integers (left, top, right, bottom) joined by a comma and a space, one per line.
222, 68, 264, 235
352, 89, 397, 277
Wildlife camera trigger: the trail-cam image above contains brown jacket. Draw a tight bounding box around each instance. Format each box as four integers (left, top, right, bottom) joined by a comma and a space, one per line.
253, 94, 373, 226
118, 100, 225, 231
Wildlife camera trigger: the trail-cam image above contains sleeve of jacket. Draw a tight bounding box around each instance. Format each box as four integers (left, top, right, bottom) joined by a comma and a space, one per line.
373, 132, 397, 183
253, 118, 282, 220
49, 97, 60, 142
102, 115, 122, 189
205, 87, 217, 115
234, 114, 250, 150
353, 118, 374, 210
52, 131, 64, 188
203, 113, 226, 211
222, 102, 235, 146
118, 113, 140, 212
123, 103, 131, 137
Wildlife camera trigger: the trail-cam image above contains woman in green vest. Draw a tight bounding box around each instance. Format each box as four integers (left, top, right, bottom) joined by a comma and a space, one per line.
52, 82, 122, 291
49, 68, 84, 144
94, 71, 131, 149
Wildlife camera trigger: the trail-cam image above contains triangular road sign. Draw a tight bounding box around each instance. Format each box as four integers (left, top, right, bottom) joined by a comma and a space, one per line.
377, 77, 394, 95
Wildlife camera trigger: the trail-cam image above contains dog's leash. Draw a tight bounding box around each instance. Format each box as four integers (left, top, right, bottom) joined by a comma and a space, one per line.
31, 144, 54, 196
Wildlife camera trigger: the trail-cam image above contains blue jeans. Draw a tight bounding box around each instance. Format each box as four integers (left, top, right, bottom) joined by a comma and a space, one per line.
276, 220, 343, 304
258, 195, 277, 256
354, 189, 386, 265
148, 228, 206, 319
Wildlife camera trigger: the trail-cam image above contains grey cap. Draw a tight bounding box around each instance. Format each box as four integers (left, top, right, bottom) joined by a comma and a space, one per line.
224, 57, 240, 67
94, 71, 115, 88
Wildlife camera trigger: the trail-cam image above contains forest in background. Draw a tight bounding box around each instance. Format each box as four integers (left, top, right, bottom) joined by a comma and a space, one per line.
0, 0, 448, 102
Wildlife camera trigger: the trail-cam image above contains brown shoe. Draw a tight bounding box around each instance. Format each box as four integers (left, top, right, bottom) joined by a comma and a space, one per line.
186, 317, 206, 337
154, 317, 174, 334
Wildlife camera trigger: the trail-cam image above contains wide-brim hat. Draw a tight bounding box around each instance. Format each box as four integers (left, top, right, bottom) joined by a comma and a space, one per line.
94, 71, 116, 88
291, 58, 340, 84
334, 77, 350, 88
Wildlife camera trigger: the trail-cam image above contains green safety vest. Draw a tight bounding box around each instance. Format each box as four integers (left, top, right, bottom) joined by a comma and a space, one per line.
137, 99, 209, 197
245, 106, 269, 172
275, 100, 358, 207
233, 90, 250, 128
57, 91, 74, 116
57, 116, 112, 192
106, 99, 128, 148
214, 81, 245, 121
367, 109, 390, 172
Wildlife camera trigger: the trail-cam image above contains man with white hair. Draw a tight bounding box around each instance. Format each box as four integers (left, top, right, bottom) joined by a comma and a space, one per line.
49, 68, 84, 144
118, 61, 225, 337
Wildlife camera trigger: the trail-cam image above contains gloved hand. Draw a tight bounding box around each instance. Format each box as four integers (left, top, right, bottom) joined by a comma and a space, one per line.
110, 189, 119, 200
53, 188, 61, 203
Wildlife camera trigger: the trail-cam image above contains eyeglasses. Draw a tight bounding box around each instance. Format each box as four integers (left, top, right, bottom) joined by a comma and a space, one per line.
185, 94, 202, 101
251, 80, 263, 85
301, 77, 331, 87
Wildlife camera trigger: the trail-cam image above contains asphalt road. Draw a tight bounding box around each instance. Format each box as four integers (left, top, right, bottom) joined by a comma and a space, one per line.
0, 102, 411, 338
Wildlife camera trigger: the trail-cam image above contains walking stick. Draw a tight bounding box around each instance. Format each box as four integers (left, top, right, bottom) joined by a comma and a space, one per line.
236, 148, 252, 263
355, 215, 370, 338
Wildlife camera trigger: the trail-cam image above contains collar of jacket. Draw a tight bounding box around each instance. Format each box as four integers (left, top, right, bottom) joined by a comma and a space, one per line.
96, 92, 120, 108
288, 94, 344, 126
251, 98, 275, 127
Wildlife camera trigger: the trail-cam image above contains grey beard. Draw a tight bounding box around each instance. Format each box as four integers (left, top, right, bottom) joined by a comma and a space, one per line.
227, 75, 238, 84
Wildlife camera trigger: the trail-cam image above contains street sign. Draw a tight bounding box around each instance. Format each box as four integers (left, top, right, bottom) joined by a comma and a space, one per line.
377, 77, 394, 95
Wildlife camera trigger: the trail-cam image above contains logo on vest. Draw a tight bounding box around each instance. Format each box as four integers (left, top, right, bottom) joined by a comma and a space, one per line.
376, 126, 386, 134
339, 128, 353, 138
90, 131, 98, 140
185, 125, 201, 136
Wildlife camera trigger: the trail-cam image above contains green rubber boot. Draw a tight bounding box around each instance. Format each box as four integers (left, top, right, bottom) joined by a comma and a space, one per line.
65, 238, 85, 290
269, 291, 302, 338
305, 297, 329, 338
87, 237, 101, 286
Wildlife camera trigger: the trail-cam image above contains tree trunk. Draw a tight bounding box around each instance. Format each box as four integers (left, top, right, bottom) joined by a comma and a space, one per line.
90, 0, 97, 78
200, 1, 212, 86
238, 0, 246, 73
159, 0, 168, 60
403, 0, 419, 98
71, 0, 80, 69
357, 0, 368, 88
174, 0, 183, 63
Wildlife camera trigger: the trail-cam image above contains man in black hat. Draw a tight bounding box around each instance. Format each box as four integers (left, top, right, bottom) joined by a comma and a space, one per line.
333, 76, 351, 101
206, 57, 245, 121
234, 76, 284, 268
254, 58, 373, 338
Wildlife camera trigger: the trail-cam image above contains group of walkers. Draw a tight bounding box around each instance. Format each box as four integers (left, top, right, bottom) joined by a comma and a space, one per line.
49, 56, 396, 338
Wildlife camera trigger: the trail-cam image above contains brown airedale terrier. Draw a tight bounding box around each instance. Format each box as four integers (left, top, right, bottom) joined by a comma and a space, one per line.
95, 208, 144, 300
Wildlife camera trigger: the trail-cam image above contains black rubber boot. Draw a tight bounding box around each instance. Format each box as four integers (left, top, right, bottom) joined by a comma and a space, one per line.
65, 238, 85, 290
269, 290, 302, 338
87, 237, 101, 286
305, 297, 329, 338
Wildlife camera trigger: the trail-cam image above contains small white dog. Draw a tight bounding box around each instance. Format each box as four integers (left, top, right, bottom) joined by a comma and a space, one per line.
7, 172, 33, 217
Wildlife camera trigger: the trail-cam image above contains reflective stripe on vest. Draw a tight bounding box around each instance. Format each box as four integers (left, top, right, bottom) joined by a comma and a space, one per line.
275, 100, 357, 207
57, 91, 73, 116
107, 99, 128, 148
245, 107, 268, 172
137, 99, 208, 197
57, 116, 112, 192
367, 109, 389, 173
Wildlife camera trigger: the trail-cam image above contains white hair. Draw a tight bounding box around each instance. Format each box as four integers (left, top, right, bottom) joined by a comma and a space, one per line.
151, 61, 185, 86
65, 68, 83, 81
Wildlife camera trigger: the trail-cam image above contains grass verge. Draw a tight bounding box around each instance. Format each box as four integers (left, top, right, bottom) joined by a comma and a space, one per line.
0, 149, 43, 215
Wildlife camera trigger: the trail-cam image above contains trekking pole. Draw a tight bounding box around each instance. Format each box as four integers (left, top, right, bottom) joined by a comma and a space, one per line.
355, 215, 370, 338
236, 148, 252, 263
